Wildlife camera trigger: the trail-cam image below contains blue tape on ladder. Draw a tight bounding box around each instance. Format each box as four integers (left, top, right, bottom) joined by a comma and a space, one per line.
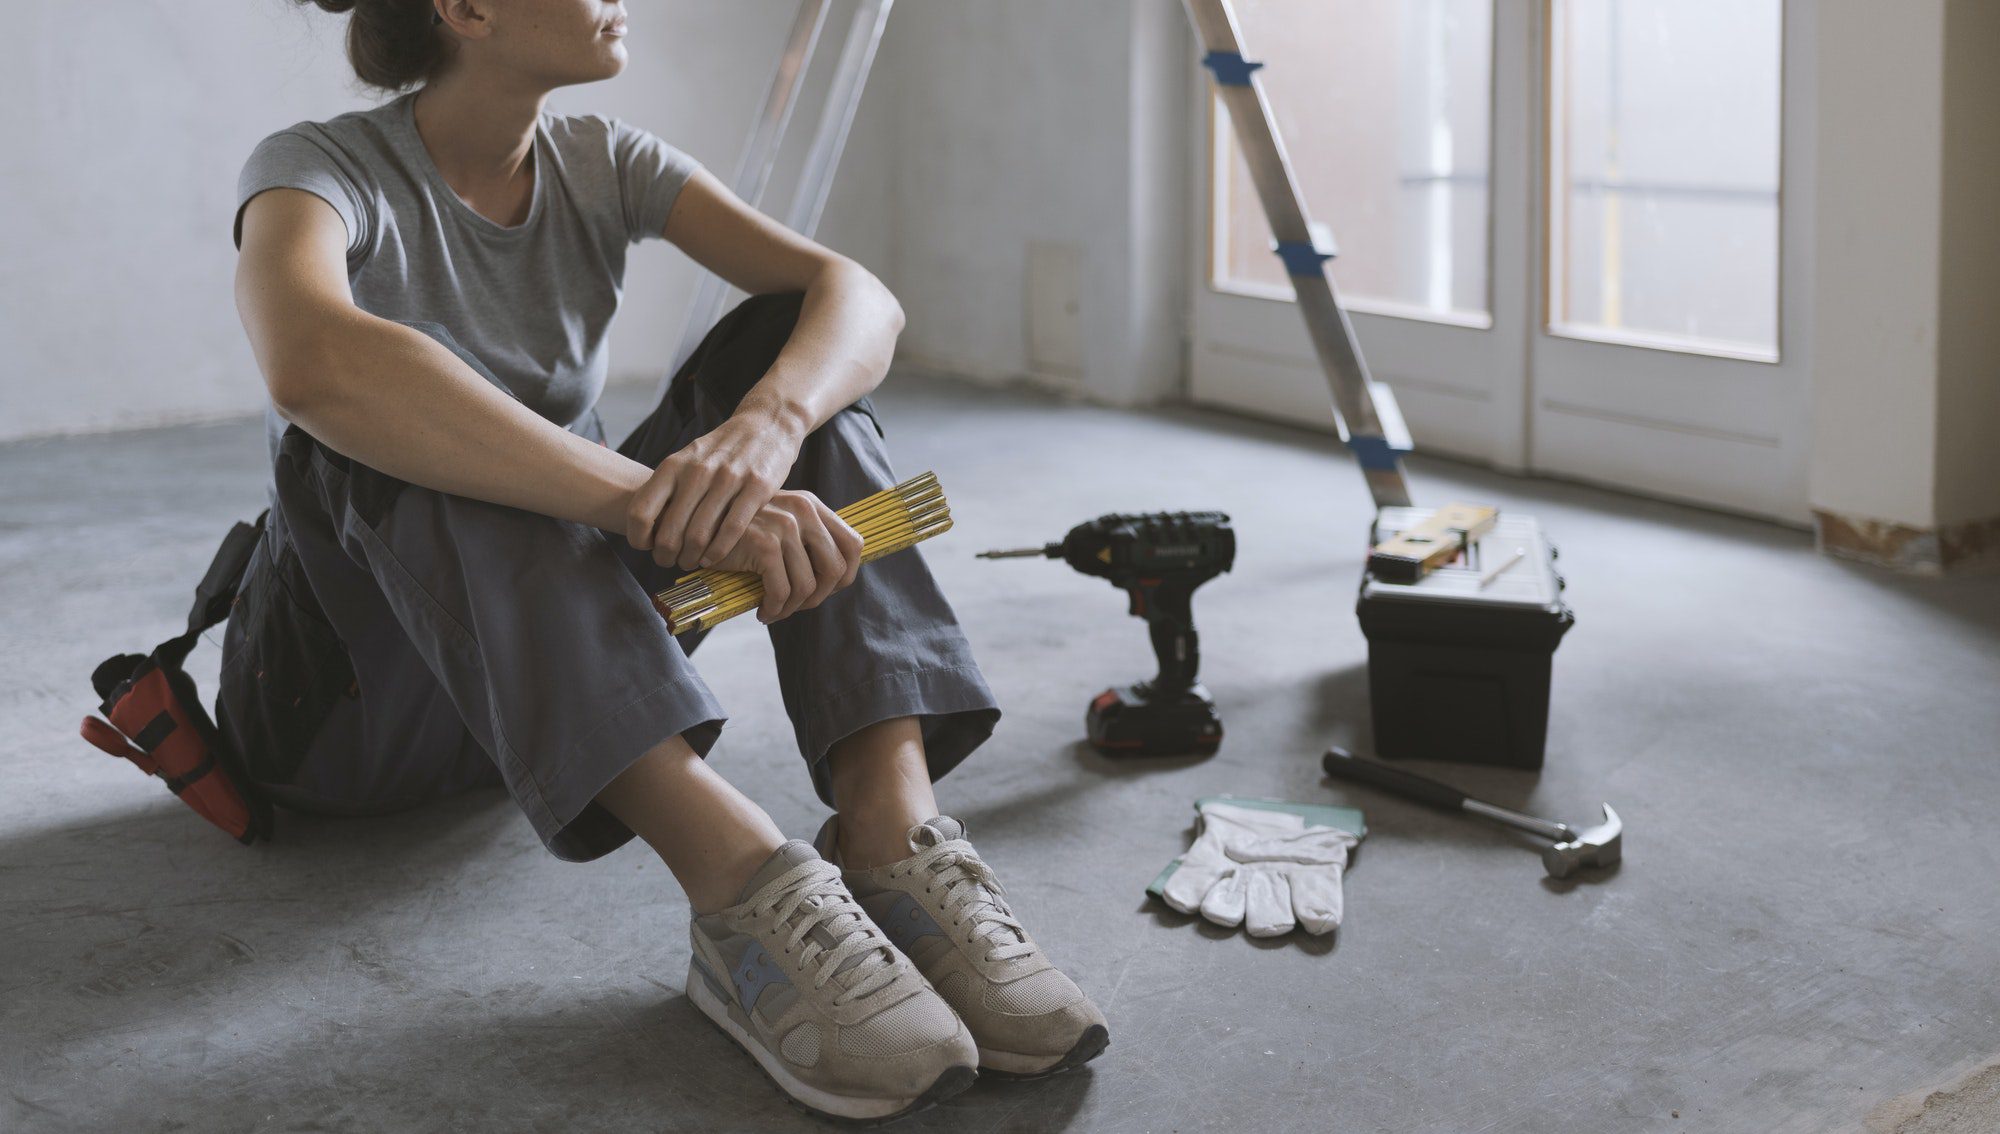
1201, 51, 1265, 87
1275, 240, 1334, 278
1347, 435, 1410, 471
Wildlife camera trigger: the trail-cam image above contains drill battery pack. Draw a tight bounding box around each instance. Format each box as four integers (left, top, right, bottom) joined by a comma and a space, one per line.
1087, 682, 1223, 757
1357, 508, 1573, 770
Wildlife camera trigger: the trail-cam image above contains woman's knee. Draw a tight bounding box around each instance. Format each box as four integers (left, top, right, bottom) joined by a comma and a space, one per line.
788, 401, 894, 495
679, 294, 807, 417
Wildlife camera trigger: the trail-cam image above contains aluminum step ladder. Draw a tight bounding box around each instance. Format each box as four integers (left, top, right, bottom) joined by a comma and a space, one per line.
661, 0, 895, 390
1182, 0, 1414, 507
671, 0, 1414, 508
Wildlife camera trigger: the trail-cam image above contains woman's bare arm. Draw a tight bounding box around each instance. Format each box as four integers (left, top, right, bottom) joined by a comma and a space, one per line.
237, 187, 848, 621
625, 168, 904, 581
235, 188, 651, 533
664, 167, 904, 439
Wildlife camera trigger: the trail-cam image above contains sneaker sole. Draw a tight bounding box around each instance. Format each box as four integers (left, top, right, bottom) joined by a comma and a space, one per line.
687, 961, 977, 1125
977, 1023, 1111, 1080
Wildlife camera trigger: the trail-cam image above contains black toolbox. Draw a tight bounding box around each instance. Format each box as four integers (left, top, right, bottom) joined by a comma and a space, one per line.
1356, 508, 1573, 770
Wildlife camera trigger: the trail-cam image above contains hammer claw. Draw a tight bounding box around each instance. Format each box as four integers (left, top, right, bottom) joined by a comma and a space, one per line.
1541, 804, 1622, 879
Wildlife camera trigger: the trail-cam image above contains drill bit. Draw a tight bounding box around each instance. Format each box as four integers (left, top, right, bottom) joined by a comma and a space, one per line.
976, 545, 1057, 559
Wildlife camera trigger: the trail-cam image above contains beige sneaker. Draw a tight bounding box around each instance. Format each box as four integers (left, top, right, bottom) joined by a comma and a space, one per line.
815, 816, 1111, 1078
687, 841, 978, 1123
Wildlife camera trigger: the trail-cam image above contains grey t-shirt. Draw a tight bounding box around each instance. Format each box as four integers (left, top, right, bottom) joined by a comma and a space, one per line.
234, 91, 701, 458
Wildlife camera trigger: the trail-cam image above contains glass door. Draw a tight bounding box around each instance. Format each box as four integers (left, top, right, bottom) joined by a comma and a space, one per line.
1192, 0, 1532, 470
1189, 0, 1811, 521
1531, 0, 1808, 520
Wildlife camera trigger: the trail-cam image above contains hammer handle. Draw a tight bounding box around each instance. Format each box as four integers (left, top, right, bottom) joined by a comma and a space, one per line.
1321, 748, 1577, 842
1321, 747, 1467, 811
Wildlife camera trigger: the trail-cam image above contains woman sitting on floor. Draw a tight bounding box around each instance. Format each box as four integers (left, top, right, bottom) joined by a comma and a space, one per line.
225, 0, 1107, 1121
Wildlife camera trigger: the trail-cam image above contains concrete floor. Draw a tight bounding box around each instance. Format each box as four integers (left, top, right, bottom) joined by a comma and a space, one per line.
5, 374, 1999, 1133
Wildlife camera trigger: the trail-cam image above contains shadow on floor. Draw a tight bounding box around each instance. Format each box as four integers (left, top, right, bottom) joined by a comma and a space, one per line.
1, 789, 1102, 1133
1825, 557, 2000, 643
1138, 898, 1342, 958
58, 975, 1098, 1133
0, 790, 509, 1044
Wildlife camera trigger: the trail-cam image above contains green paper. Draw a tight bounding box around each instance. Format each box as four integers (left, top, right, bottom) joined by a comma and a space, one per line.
1146, 795, 1366, 902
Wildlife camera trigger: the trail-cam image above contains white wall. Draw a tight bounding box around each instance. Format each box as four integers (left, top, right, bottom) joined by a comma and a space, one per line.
3, 3, 348, 440
877, 0, 1191, 406
0, 1, 895, 442
1807, 0, 2000, 536
1, 0, 1185, 440
1935, 0, 2000, 528
1806, 0, 1945, 529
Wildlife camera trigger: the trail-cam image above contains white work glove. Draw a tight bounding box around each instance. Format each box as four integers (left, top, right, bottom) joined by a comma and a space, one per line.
1161, 801, 1358, 938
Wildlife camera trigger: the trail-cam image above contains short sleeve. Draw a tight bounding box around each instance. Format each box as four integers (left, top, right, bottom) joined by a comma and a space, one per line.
609, 119, 702, 244
234, 128, 373, 259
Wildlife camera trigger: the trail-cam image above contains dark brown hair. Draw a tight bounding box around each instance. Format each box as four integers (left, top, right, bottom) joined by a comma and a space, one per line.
296, 0, 448, 91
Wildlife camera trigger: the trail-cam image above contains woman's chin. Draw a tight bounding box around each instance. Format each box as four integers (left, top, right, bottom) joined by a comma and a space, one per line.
569, 49, 628, 84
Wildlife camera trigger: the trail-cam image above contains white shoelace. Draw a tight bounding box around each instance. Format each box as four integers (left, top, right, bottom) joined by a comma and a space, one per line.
892, 839, 1036, 963
750, 861, 899, 1004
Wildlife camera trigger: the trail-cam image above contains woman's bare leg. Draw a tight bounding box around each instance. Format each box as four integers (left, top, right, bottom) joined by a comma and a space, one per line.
596, 735, 787, 914
825, 716, 939, 869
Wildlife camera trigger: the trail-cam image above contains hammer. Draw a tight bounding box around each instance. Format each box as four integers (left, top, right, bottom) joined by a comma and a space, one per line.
1321, 747, 1622, 879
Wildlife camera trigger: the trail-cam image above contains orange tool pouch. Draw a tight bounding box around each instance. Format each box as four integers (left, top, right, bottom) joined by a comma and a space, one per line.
80, 515, 273, 844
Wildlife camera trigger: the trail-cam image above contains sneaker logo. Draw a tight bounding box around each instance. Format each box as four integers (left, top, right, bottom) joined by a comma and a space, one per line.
732, 940, 791, 1013
880, 893, 946, 952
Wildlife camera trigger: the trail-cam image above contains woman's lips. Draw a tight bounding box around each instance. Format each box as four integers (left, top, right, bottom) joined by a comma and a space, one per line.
603, 18, 627, 37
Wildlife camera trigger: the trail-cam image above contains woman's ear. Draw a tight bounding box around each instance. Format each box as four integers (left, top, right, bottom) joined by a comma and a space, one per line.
437, 0, 493, 41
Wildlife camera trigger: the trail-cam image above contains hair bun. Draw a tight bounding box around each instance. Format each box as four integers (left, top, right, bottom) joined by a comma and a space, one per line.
292, 0, 444, 92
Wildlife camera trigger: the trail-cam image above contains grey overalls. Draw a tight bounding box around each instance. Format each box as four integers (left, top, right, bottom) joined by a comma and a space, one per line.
215, 293, 1000, 860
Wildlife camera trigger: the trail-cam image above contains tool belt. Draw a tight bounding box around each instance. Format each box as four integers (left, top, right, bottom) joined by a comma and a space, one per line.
79, 513, 274, 844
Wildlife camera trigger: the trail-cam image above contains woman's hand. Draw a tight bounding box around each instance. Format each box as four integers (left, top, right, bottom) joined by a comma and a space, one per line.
627, 414, 803, 571
704, 490, 865, 622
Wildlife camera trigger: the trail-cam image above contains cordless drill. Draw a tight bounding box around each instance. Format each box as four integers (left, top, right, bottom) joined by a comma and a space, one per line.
980, 512, 1235, 756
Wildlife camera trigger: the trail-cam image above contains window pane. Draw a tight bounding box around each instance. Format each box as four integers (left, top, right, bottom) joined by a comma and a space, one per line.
1215, 0, 1493, 320
1548, 0, 1782, 357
